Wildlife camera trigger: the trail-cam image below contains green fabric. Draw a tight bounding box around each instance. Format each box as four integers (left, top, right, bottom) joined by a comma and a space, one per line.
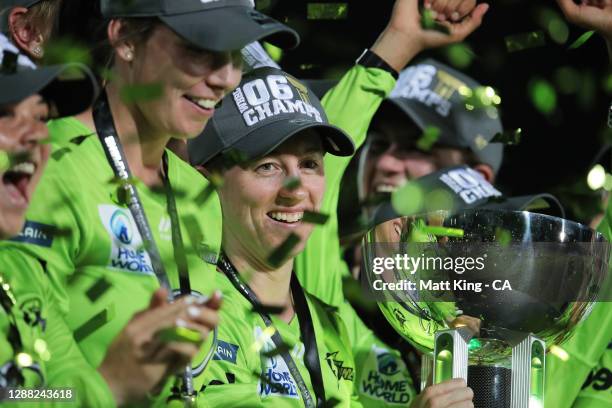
0, 248, 117, 407
545, 198, 612, 408
5, 120, 223, 370
296, 65, 396, 308
188, 275, 361, 407
338, 301, 417, 406
47, 116, 95, 145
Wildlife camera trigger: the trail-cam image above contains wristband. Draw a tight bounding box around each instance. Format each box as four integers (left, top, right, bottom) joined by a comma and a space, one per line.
356, 49, 399, 79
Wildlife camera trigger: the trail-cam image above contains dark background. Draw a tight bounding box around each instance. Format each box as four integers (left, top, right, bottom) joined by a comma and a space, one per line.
259, 0, 612, 224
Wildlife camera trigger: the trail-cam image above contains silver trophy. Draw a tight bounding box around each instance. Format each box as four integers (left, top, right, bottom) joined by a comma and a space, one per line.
362, 210, 610, 408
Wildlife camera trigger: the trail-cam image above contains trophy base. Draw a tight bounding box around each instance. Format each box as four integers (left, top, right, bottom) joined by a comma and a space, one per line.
468, 365, 511, 408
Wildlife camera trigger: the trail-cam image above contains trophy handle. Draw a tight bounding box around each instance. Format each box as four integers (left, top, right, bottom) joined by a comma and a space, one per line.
432, 328, 473, 384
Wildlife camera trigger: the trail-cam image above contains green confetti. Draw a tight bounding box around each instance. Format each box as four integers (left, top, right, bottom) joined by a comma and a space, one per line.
568, 30, 595, 50
252, 304, 286, 315
420, 9, 450, 35
195, 184, 217, 206
42, 39, 91, 66
0, 151, 9, 173
416, 126, 441, 151
263, 42, 283, 63
548, 18, 569, 44
324, 398, 342, 407
282, 176, 301, 191
460, 86, 502, 110
307, 3, 348, 20
74, 305, 116, 342
555, 66, 580, 94
224, 149, 249, 165
120, 83, 164, 104
505, 31, 546, 53
495, 227, 512, 246
420, 226, 464, 238
157, 326, 203, 344
490, 128, 522, 145
445, 44, 475, 69
529, 79, 557, 115
267, 233, 301, 267
302, 211, 330, 225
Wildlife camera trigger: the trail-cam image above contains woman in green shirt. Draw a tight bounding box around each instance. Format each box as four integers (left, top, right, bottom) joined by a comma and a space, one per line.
187, 67, 475, 408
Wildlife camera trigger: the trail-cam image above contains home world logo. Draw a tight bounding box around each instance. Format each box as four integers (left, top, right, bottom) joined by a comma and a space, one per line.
99, 205, 154, 275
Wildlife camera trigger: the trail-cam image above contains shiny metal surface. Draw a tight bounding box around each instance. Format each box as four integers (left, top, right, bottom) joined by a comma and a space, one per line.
364, 210, 610, 352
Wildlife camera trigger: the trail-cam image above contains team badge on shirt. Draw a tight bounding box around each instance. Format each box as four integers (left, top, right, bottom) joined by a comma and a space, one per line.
255, 326, 301, 400
98, 205, 154, 275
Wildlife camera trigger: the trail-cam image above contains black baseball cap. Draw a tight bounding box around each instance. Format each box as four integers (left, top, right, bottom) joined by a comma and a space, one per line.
0, 34, 98, 117
381, 59, 504, 175
100, 0, 299, 52
188, 67, 354, 166
372, 165, 565, 227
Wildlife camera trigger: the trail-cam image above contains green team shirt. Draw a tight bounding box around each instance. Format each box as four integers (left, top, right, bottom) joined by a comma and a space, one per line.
0, 248, 116, 407
186, 274, 361, 408
545, 196, 612, 408
5, 118, 223, 369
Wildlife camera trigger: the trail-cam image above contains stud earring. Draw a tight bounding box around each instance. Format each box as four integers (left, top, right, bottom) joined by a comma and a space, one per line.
31, 46, 43, 58
125, 51, 133, 61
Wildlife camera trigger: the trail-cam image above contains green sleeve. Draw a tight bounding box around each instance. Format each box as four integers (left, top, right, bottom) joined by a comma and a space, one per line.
296, 66, 396, 307
543, 199, 612, 407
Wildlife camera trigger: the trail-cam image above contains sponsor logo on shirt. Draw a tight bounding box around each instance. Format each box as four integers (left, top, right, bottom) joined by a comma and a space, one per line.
439, 167, 502, 204
11, 221, 56, 247
325, 351, 354, 381
99, 205, 154, 275
361, 345, 413, 405
255, 326, 299, 399
213, 340, 239, 364
20, 297, 46, 330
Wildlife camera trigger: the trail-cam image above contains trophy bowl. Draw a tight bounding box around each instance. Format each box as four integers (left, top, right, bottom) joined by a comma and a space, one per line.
362, 209, 610, 408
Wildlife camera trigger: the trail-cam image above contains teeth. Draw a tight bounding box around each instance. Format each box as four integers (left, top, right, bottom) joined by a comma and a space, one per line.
376, 184, 398, 193
269, 212, 304, 223
188, 97, 217, 109
9, 162, 35, 176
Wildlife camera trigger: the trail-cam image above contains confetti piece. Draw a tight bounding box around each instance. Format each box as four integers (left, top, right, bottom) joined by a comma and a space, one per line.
158, 326, 203, 344
490, 128, 522, 145
529, 79, 557, 115
283, 176, 301, 191
252, 304, 286, 315
307, 3, 348, 20
568, 30, 595, 50
505, 31, 546, 53
445, 43, 475, 69
421, 8, 450, 35
0, 151, 10, 173
417, 126, 441, 151
120, 83, 164, 104
74, 305, 116, 342
302, 211, 330, 225
42, 39, 92, 66
86, 277, 112, 302
267, 233, 301, 267
495, 227, 512, 246
420, 226, 464, 238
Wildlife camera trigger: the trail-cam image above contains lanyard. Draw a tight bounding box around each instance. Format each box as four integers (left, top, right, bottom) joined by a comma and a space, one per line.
92, 89, 194, 401
0, 272, 45, 389
218, 253, 326, 407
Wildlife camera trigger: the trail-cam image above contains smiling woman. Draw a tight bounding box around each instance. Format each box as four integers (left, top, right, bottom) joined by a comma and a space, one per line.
3, 0, 299, 405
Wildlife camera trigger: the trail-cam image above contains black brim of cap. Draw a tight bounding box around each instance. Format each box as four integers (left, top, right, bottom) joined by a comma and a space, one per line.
161, 7, 299, 52
0, 63, 97, 118
224, 119, 354, 164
